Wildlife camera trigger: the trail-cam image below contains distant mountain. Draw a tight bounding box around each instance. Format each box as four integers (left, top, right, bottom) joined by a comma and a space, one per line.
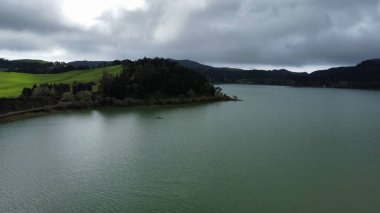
176, 60, 215, 71
307, 59, 380, 89
68, 61, 114, 68
177, 60, 245, 72
177, 59, 380, 89
356, 59, 380, 68
176, 59, 308, 85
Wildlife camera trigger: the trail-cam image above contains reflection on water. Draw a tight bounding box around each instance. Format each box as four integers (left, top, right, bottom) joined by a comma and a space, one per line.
1, 85, 380, 212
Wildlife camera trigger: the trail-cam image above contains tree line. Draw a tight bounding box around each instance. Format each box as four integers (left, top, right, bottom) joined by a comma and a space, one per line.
0, 58, 121, 74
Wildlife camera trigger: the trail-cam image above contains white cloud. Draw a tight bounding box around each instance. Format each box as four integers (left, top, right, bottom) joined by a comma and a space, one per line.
0, 48, 68, 61
62, 0, 147, 27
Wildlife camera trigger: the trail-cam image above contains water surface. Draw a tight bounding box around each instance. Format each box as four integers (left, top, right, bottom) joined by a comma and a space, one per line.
1, 85, 380, 212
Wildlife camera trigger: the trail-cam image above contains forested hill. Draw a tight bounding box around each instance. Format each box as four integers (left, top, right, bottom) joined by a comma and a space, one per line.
176, 59, 308, 84
310, 59, 380, 84
177, 59, 380, 89
100, 58, 218, 99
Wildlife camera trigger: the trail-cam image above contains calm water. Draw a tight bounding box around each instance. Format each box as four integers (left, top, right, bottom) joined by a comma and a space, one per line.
1, 85, 380, 212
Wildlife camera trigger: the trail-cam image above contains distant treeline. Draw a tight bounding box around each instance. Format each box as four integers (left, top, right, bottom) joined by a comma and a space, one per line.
178, 59, 380, 89
0, 58, 121, 74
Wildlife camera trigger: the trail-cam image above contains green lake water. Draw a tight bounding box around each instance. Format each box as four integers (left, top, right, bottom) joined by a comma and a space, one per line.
1, 85, 380, 212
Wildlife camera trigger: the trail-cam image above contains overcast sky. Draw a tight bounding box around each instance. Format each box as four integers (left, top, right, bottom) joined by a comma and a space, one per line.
0, 0, 379, 71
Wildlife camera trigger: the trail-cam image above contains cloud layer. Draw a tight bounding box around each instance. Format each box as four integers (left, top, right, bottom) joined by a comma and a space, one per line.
0, 0, 379, 68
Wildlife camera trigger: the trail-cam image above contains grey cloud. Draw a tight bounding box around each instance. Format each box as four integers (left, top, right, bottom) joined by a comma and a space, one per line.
0, 0, 71, 33
0, 0, 379, 67
0, 30, 57, 51
166, 0, 380, 65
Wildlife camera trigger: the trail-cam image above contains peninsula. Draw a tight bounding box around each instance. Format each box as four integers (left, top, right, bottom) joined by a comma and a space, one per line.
0, 58, 235, 122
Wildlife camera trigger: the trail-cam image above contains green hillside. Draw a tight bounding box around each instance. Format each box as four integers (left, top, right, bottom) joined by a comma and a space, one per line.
0, 65, 122, 97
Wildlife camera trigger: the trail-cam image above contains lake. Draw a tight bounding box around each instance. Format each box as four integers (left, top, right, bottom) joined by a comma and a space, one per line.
1, 85, 380, 212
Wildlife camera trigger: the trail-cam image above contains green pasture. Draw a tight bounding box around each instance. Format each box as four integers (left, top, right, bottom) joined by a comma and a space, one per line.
0, 65, 122, 97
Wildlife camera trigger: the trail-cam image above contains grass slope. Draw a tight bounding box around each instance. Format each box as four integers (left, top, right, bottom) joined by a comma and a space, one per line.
0, 65, 122, 97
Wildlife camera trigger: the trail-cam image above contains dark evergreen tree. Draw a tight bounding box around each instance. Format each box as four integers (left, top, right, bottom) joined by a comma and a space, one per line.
99, 58, 216, 99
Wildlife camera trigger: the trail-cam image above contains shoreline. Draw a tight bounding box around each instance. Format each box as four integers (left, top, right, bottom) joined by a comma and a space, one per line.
0, 96, 239, 123
215, 82, 380, 91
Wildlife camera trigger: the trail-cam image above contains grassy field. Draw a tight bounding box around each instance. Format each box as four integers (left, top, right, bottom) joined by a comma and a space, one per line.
0, 65, 123, 97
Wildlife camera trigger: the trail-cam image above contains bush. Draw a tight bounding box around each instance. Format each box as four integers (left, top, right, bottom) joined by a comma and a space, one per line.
76, 91, 92, 102
61, 92, 74, 102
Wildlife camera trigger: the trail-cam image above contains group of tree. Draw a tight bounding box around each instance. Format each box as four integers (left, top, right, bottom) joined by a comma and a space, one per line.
99, 58, 217, 99
72, 82, 95, 95
21, 82, 94, 98
0, 58, 121, 74
21, 83, 71, 98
